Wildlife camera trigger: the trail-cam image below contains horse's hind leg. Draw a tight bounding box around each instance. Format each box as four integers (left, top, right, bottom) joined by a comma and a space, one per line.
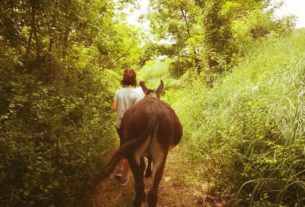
128, 156, 145, 207
147, 154, 167, 207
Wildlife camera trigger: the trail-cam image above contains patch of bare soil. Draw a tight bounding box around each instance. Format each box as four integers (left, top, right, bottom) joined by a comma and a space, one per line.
89, 147, 229, 207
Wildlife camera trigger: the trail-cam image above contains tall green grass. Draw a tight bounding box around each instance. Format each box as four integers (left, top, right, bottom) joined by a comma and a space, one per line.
169, 29, 305, 206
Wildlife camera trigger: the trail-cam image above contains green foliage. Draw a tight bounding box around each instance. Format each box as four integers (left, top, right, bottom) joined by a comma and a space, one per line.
0, 0, 130, 206
0, 49, 118, 206
202, 0, 294, 77
95, 23, 144, 70
0, 0, 114, 58
170, 30, 305, 206
148, 0, 295, 80
149, 0, 204, 74
203, 0, 233, 74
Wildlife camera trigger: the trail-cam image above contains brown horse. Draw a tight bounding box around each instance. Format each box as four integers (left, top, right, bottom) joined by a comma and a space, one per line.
94, 80, 182, 207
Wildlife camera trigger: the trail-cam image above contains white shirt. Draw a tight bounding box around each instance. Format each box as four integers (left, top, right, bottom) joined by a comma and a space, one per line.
114, 87, 144, 128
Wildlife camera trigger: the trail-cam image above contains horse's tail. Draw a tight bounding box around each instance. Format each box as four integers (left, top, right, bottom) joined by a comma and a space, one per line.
92, 116, 158, 185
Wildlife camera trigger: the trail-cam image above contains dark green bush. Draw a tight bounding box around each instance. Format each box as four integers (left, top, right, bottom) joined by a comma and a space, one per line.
0, 53, 117, 206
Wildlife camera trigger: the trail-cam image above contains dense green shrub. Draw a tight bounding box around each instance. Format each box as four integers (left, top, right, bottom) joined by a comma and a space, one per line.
170, 30, 305, 206
0, 52, 118, 206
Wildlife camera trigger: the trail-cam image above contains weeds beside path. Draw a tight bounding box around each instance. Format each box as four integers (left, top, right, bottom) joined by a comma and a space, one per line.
89, 146, 228, 207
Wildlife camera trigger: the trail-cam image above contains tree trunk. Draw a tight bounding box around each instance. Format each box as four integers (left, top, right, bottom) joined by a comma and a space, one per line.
25, 5, 35, 57
180, 7, 202, 74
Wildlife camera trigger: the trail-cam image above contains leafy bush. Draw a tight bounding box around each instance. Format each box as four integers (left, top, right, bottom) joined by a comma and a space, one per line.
0, 51, 118, 206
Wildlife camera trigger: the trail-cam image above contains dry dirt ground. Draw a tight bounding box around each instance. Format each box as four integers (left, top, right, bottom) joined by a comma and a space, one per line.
89, 146, 229, 207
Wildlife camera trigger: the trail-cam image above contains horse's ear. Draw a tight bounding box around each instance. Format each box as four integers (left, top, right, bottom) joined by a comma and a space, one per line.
140, 81, 148, 95
156, 80, 164, 98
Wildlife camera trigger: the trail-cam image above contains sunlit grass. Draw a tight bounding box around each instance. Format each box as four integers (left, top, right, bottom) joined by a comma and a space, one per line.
158, 29, 305, 206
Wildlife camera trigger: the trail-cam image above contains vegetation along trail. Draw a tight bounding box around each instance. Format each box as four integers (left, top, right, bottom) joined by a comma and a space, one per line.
1, 0, 305, 207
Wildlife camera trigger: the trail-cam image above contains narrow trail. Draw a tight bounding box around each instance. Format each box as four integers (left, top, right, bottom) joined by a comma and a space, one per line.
89, 146, 228, 207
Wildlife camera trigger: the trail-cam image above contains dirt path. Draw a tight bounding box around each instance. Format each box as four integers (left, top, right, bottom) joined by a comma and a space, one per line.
89, 146, 228, 207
